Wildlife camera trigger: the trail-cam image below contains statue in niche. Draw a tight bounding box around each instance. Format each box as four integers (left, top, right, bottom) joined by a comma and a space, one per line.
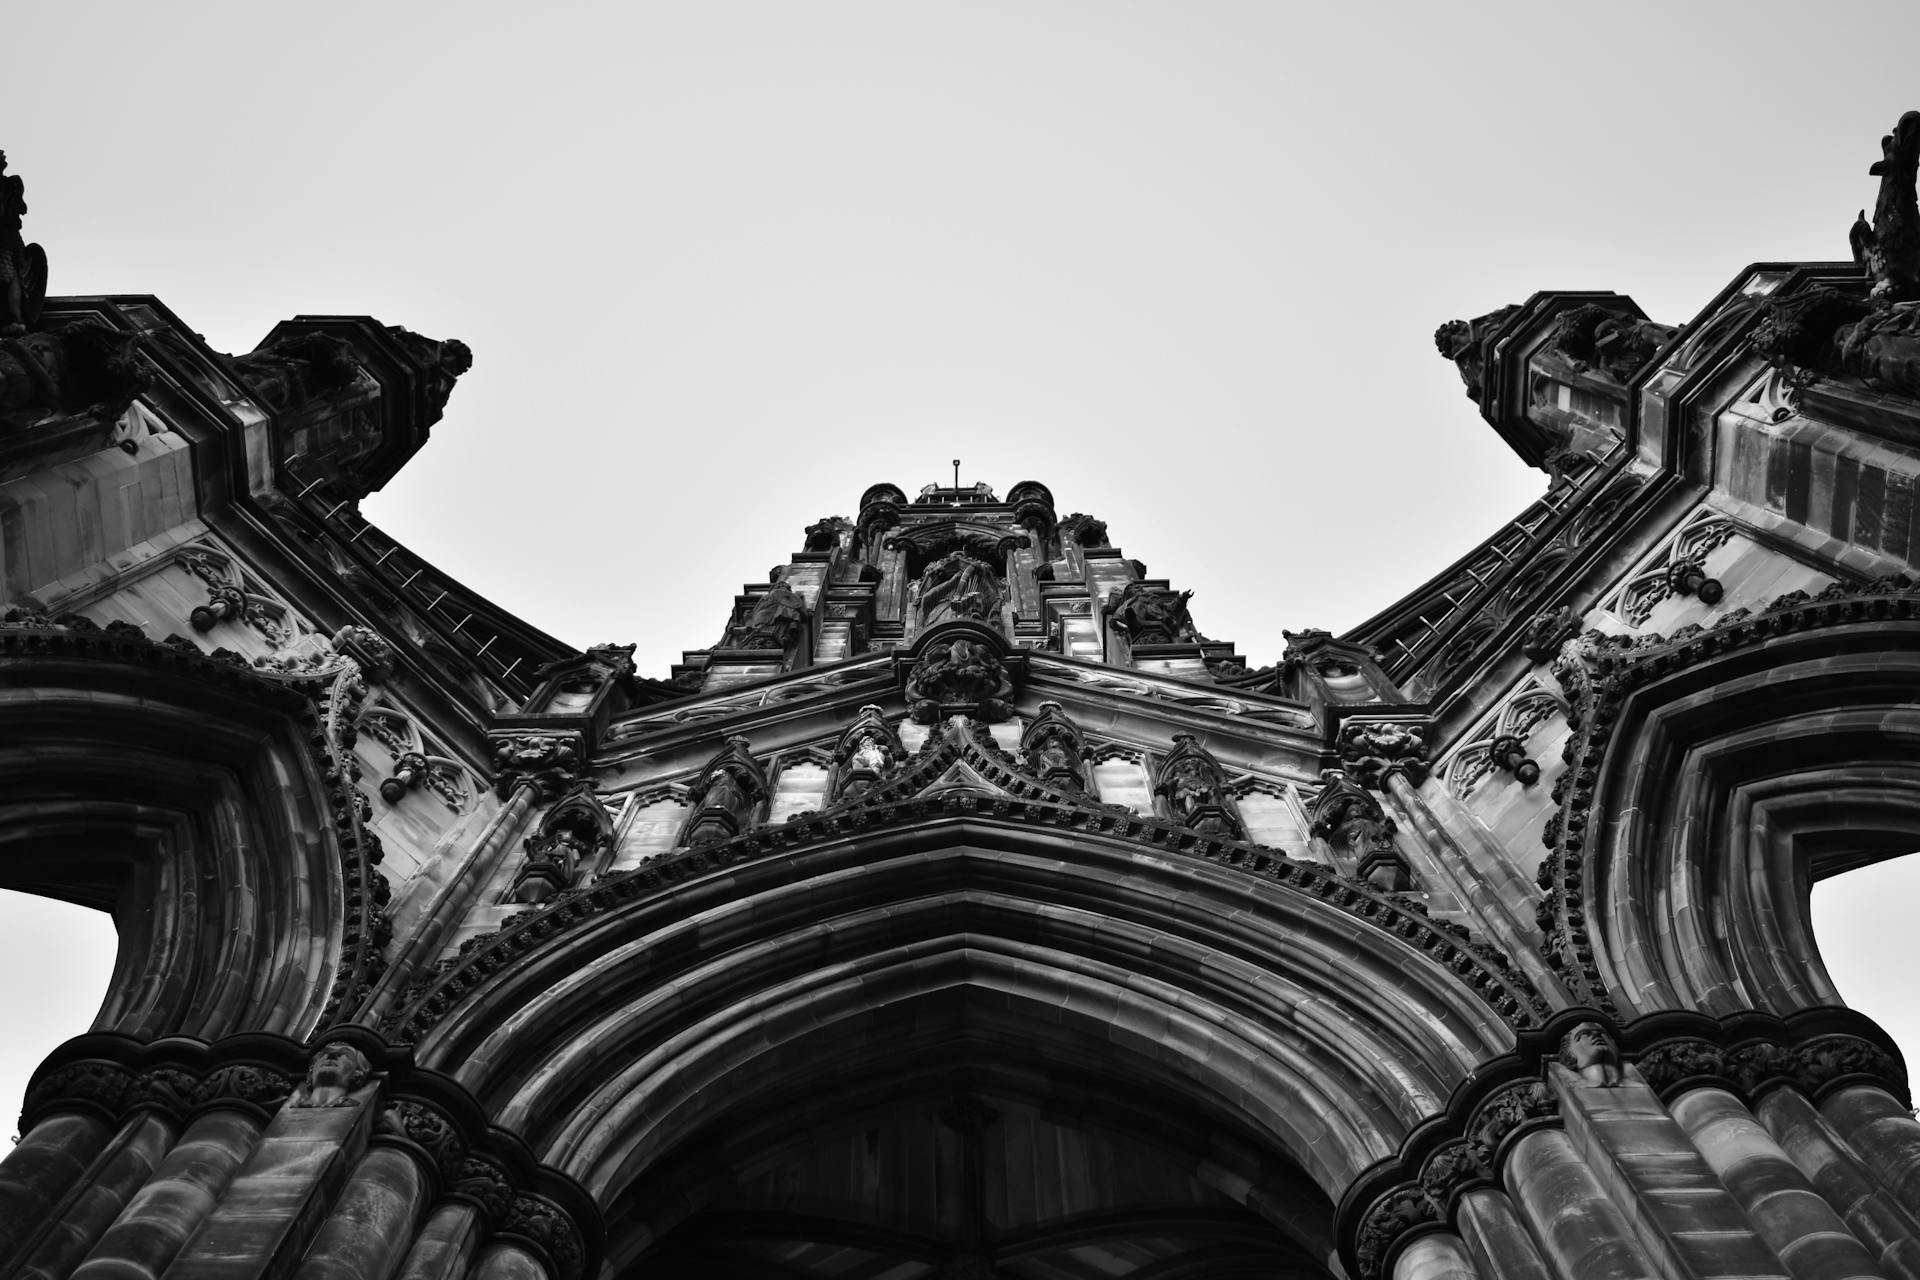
732, 578, 808, 650
914, 550, 1005, 628
848, 730, 892, 774
1105, 581, 1201, 645
1153, 735, 1239, 838
1559, 1021, 1624, 1087
834, 704, 904, 801
288, 1041, 371, 1108
684, 736, 767, 845
905, 637, 1016, 724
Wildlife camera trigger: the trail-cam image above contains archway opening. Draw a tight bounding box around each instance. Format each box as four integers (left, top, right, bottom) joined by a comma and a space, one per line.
1811, 854, 1920, 1072
0, 890, 116, 1128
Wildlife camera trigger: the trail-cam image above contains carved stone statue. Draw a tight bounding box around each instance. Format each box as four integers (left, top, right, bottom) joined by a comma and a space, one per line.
384, 325, 472, 426
1309, 770, 1412, 892
804, 516, 850, 553
288, 1041, 371, 1108
1851, 110, 1920, 303
914, 551, 1005, 628
1750, 284, 1920, 400
0, 151, 47, 335
905, 637, 1016, 724
733, 580, 808, 650
1435, 304, 1520, 404
1153, 735, 1239, 838
1058, 512, 1108, 549
1020, 702, 1088, 792
1559, 1021, 1624, 1087
0, 322, 149, 424
1105, 582, 1200, 646
232, 331, 359, 412
833, 705, 904, 801
1546, 305, 1676, 382
685, 737, 768, 845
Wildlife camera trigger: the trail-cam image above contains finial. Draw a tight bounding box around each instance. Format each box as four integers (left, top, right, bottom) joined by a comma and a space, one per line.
952, 458, 961, 492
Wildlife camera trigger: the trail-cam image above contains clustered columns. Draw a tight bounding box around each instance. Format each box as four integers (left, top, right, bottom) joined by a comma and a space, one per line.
1347, 1017, 1920, 1280
0, 1034, 599, 1280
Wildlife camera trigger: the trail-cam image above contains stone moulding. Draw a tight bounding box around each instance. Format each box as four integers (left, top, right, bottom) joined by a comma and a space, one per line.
1334, 1006, 1905, 1280
18, 1029, 603, 1280
388, 727, 1551, 1043
1535, 573, 1920, 1012
0, 614, 392, 1032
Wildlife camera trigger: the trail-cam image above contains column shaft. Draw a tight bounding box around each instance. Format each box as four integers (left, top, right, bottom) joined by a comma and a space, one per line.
290, 1145, 431, 1280
1395, 1232, 1481, 1280
71, 1109, 264, 1280
14, 1112, 179, 1280
1758, 1089, 1920, 1280
470, 1240, 550, 1280
396, 1202, 484, 1280
1671, 1087, 1885, 1280
1821, 1086, 1920, 1214
1505, 1128, 1661, 1280
1455, 1187, 1553, 1280
0, 1112, 114, 1264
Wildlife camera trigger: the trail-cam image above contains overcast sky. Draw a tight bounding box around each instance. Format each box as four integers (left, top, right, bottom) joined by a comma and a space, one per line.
3, 1, 1918, 1125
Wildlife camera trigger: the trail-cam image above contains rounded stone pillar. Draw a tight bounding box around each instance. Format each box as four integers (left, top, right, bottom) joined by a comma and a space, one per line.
1756, 1088, 1920, 1280
1505, 1127, 1660, 1280
1394, 1232, 1480, 1280
290, 1145, 431, 1280
1821, 1086, 1920, 1213
12, 1111, 178, 1280
396, 1202, 485, 1280
1455, 1187, 1553, 1280
0, 1111, 115, 1264
470, 1240, 550, 1280
70, 1108, 265, 1280
1671, 1086, 1885, 1280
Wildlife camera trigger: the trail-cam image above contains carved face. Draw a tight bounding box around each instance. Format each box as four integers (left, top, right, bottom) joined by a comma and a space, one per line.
308, 1041, 370, 1091
1562, 1022, 1616, 1071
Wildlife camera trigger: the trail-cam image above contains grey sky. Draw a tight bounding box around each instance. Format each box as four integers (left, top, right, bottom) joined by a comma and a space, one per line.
4, 1, 1918, 1123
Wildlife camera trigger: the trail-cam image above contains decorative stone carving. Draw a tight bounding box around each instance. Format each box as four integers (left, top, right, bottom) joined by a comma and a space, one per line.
1546, 304, 1675, 382
1105, 581, 1201, 645
1851, 109, 1920, 303
332, 624, 397, 681
501, 1194, 588, 1280
1488, 734, 1539, 785
729, 578, 809, 650
1058, 512, 1108, 548
194, 1064, 296, 1115
190, 582, 248, 632
380, 751, 429, 803
581, 642, 637, 683
804, 515, 851, 552
449, 1156, 515, 1222
1336, 720, 1431, 788
1020, 702, 1089, 793
1519, 606, 1580, 664
1466, 1079, 1556, 1165
1632, 1039, 1726, 1096
287, 1041, 371, 1108
1352, 1186, 1441, 1280
683, 736, 768, 846
0, 150, 48, 334
905, 635, 1016, 724
1153, 734, 1241, 838
1309, 769, 1411, 892
0, 321, 150, 424
913, 549, 1006, 628
1750, 281, 1920, 400
833, 704, 903, 801
1664, 558, 1723, 605
489, 732, 585, 801
231, 330, 359, 412
377, 1098, 464, 1174
512, 784, 614, 903
384, 324, 473, 426
1559, 1021, 1623, 1087
1434, 304, 1519, 404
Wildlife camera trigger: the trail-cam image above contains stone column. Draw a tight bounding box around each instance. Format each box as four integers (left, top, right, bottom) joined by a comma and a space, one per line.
470, 1241, 550, 1280
1821, 1086, 1920, 1213
0, 1111, 115, 1264
1505, 1127, 1662, 1280
1552, 1063, 1789, 1280
12, 1111, 179, 1280
1455, 1187, 1553, 1280
396, 1203, 485, 1280
71, 1109, 265, 1280
289, 1145, 432, 1280
1394, 1232, 1480, 1280
1759, 1088, 1920, 1280
1670, 1086, 1886, 1280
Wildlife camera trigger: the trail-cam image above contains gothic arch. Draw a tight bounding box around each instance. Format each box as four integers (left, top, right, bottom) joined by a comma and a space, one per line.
1542, 583, 1920, 1023
405, 817, 1526, 1201
0, 621, 381, 1040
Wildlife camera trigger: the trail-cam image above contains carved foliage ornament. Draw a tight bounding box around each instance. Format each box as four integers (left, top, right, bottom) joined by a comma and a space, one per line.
490, 732, 585, 802
1336, 720, 1431, 789
905, 635, 1016, 724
